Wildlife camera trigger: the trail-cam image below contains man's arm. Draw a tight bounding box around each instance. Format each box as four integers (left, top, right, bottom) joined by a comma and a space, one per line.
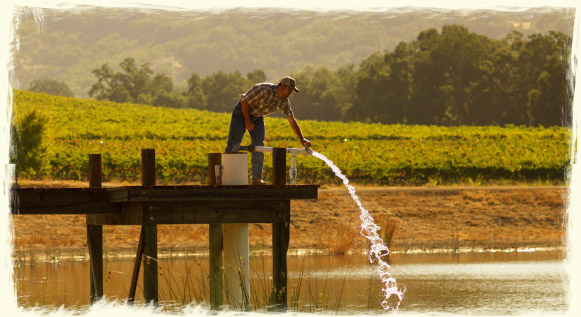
241, 99, 254, 131
287, 115, 312, 147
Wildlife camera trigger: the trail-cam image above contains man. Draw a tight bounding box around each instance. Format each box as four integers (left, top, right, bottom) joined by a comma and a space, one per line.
225, 76, 312, 185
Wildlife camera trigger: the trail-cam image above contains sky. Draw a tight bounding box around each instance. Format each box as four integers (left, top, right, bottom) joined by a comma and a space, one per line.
1, 0, 579, 316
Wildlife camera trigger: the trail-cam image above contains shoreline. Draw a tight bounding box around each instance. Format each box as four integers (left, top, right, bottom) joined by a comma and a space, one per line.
12, 244, 566, 264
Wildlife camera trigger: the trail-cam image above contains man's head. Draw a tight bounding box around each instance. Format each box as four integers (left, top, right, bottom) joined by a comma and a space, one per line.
278, 76, 299, 98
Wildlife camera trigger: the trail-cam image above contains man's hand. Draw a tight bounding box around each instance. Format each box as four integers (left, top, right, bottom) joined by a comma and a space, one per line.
301, 138, 312, 148
245, 120, 254, 131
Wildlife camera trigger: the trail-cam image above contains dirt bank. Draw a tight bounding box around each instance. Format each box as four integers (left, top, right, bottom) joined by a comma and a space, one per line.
11, 183, 567, 259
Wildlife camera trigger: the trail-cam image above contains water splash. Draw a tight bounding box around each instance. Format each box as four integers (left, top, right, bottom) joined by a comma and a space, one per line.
312, 151, 405, 310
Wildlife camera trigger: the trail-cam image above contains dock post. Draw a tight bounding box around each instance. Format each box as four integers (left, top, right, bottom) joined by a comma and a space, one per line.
142, 149, 158, 305
208, 153, 224, 309
271, 147, 289, 311
87, 154, 103, 304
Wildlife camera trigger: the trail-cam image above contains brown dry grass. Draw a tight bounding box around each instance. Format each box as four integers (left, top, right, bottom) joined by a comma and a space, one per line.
10, 182, 567, 258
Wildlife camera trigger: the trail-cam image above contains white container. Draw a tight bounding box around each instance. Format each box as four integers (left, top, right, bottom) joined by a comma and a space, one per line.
221, 153, 248, 185
220, 152, 250, 308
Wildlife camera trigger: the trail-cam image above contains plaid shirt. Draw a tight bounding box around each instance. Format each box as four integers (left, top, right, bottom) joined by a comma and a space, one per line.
240, 83, 294, 117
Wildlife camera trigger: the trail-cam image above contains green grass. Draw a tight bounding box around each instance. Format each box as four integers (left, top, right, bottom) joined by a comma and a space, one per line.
12, 90, 571, 185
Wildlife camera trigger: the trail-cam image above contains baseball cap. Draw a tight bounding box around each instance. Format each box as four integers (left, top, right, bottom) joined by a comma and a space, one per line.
279, 76, 299, 93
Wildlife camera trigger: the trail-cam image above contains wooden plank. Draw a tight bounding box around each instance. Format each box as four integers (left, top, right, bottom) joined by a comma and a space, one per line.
86, 202, 142, 225
109, 186, 318, 202
142, 200, 287, 225
12, 185, 318, 215
12, 188, 120, 215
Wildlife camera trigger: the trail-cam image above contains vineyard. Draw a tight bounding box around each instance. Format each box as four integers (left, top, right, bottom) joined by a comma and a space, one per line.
11, 90, 571, 185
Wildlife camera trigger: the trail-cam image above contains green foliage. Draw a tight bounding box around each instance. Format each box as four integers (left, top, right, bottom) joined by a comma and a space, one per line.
12, 90, 570, 185
185, 69, 266, 112
348, 25, 572, 126
28, 79, 74, 97
11, 108, 49, 177
88, 57, 179, 106
290, 66, 355, 121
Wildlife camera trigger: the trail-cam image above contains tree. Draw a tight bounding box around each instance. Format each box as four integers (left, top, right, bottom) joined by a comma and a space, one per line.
11, 109, 48, 178
88, 57, 176, 106
200, 70, 253, 112
28, 79, 74, 97
291, 66, 344, 121
516, 31, 571, 126
185, 73, 207, 109
247, 69, 266, 83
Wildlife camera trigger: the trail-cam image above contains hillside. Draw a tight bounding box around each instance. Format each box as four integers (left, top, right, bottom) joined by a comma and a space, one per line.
11, 90, 570, 185
13, 7, 574, 97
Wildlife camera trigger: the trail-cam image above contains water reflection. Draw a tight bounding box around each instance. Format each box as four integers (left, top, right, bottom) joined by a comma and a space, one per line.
14, 250, 568, 314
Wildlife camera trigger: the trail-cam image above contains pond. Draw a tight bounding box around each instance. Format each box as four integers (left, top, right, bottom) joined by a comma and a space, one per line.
14, 250, 568, 315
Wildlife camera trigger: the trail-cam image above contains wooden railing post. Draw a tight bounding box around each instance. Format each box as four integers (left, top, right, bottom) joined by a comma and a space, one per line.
87, 154, 103, 304
208, 153, 223, 310
271, 148, 289, 311
141, 149, 158, 305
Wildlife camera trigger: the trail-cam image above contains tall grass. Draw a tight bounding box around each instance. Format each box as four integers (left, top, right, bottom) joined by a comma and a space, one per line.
14, 253, 375, 313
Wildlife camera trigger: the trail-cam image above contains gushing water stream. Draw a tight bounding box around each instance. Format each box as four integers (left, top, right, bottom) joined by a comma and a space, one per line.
311, 151, 405, 310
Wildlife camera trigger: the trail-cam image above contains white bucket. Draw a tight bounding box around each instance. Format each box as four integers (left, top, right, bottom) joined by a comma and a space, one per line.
221, 153, 248, 185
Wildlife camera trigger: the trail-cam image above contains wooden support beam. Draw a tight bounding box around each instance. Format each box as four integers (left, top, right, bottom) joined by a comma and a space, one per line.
272, 147, 287, 186
89, 154, 102, 188
108, 186, 318, 202
141, 149, 158, 305
87, 154, 103, 304
208, 153, 223, 310
142, 200, 287, 225
13, 188, 120, 215
143, 224, 158, 304
128, 227, 145, 304
271, 148, 288, 311
272, 209, 290, 311
87, 224, 103, 304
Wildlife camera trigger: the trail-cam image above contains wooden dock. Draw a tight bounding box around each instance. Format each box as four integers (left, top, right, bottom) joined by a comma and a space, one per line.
11, 148, 319, 310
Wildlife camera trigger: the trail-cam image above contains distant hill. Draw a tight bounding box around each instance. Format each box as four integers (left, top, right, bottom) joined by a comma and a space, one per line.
13, 6, 574, 98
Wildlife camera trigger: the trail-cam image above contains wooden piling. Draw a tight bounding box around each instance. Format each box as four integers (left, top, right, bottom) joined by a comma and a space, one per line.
208, 153, 224, 309
87, 154, 103, 304
142, 149, 158, 304
271, 148, 289, 310
128, 227, 145, 303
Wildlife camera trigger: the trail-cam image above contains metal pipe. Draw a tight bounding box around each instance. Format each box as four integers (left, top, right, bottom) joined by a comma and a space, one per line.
249, 145, 312, 156
289, 154, 298, 184
236, 145, 312, 185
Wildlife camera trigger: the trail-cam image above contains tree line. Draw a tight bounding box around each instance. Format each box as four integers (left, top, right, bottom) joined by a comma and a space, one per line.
290, 25, 571, 126
29, 25, 571, 126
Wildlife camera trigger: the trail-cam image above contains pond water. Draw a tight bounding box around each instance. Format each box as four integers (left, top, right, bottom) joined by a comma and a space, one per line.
14, 250, 568, 315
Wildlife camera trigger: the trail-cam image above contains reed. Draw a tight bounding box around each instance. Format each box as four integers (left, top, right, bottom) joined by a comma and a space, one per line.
14, 253, 381, 313
379, 218, 397, 263
329, 224, 358, 255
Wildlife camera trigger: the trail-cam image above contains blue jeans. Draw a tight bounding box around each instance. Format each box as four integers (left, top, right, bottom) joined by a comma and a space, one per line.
225, 102, 265, 181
